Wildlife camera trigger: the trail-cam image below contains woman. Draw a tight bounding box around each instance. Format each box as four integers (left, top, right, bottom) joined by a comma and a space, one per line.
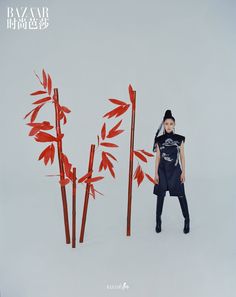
152, 110, 190, 234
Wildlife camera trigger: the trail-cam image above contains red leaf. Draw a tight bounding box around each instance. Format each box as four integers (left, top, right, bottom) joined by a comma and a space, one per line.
30, 103, 45, 122
133, 164, 141, 179
59, 178, 70, 186
103, 104, 130, 119
133, 150, 147, 162
47, 74, 52, 95
42, 69, 47, 89
137, 169, 144, 186
108, 165, 115, 178
59, 111, 64, 120
134, 166, 144, 186
106, 120, 124, 138
34, 131, 57, 142
30, 90, 47, 96
100, 142, 118, 148
109, 119, 122, 131
62, 113, 67, 125
33, 97, 51, 104
24, 108, 35, 120
90, 184, 95, 199
34, 70, 44, 87
61, 153, 73, 180
78, 170, 93, 183
61, 106, 71, 113
145, 173, 157, 185
106, 129, 124, 138
115, 104, 130, 117
98, 159, 104, 172
29, 126, 40, 136
38, 145, 50, 160
104, 152, 117, 161
108, 98, 127, 105
50, 143, 55, 164
38, 144, 52, 165
101, 123, 106, 140
139, 149, 154, 157
84, 176, 104, 183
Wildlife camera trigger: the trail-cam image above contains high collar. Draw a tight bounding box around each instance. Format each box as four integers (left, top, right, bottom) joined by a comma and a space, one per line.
164, 131, 174, 136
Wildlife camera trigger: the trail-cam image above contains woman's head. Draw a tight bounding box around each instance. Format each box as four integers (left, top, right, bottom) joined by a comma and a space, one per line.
163, 110, 175, 133
152, 109, 176, 152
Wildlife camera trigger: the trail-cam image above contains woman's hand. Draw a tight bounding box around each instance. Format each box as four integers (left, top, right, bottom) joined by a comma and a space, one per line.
180, 172, 185, 183
154, 174, 159, 184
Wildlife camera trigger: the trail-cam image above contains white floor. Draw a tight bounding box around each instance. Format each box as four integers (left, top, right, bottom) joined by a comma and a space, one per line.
1, 177, 235, 297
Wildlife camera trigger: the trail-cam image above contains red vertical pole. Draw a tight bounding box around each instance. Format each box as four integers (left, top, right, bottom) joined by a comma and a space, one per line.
54, 88, 71, 244
79, 144, 96, 243
72, 167, 77, 248
127, 90, 136, 236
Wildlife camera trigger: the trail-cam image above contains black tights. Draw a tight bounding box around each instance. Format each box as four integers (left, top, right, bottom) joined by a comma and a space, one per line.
156, 194, 190, 223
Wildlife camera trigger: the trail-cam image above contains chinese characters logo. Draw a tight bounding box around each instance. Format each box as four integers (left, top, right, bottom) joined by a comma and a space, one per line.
7, 7, 49, 30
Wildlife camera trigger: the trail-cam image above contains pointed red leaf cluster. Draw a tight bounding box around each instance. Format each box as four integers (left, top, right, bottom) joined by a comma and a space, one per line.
103, 99, 130, 119
132, 149, 156, 187
97, 120, 124, 179
99, 151, 116, 178
27, 121, 53, 136
77, 169, 104, 199
38, 144, 55, 165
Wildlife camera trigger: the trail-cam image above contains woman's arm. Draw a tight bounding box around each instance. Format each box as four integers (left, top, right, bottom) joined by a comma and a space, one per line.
154, 143, 160, 184
179, 141, 185, 183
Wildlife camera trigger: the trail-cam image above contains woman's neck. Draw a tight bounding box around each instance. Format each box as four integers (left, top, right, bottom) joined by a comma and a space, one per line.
164, 130, 174, 135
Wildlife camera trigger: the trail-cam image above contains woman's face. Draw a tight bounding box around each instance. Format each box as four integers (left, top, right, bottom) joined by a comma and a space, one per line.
164, 119, 175, 133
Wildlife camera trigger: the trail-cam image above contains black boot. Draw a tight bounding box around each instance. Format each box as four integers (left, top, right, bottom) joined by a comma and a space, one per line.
184, 218, 190, 234
155, 218, 162, 233
178, 194, 190, 234
155, 194, 165, 233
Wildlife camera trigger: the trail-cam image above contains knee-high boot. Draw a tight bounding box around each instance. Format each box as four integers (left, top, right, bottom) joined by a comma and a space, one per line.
177, 194, 190, 233
155, 194, 165, 233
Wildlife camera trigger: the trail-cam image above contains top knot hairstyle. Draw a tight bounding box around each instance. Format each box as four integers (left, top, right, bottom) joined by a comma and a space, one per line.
163, 109, 175, 122
152, 109, 175, 152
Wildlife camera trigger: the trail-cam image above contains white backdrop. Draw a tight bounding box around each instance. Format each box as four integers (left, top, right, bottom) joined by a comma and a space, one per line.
0, 0, 236, 296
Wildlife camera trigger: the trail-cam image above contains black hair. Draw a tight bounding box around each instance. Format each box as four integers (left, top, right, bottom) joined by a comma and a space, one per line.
152, 109, 175, 152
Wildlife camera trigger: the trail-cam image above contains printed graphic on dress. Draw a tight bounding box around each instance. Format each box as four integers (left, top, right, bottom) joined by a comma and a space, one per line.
160, 138, 180, 166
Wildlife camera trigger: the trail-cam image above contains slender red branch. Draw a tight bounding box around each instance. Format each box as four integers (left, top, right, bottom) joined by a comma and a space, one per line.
72, 167, 77, 248
79, 144, 96, 243
54, 88, 71, 244
127, 90, 136, 236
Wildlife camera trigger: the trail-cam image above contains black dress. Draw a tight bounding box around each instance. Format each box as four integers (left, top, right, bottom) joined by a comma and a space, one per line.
153, 131, 185, 197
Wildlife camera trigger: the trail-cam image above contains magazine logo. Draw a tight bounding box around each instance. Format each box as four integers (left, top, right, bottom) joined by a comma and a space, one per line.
107, 282, 130, 290
7, 7, 49, 30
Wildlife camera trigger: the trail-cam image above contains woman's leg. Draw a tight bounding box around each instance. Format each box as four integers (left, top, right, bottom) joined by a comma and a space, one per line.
177, 194, 190, 233
155, 194, 165, 232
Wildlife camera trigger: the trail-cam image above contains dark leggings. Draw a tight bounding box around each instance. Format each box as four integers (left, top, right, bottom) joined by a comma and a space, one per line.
156, 194, 190, 223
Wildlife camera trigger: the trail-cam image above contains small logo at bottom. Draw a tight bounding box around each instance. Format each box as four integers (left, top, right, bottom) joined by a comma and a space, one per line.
107, 281, 130, 290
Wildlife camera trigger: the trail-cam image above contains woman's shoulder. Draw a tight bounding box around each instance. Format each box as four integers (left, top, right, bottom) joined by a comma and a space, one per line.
174, 133, 185, 143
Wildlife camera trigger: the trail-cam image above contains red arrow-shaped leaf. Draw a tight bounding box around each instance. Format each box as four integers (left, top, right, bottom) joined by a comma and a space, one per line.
30, 90, 47, 96
133, 150, 147, 162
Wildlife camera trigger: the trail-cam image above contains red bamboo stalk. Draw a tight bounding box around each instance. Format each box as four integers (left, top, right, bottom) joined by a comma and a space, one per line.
54, 88, 71, 244
72, 167, 77, 248
79, 144, 96, 243
127, 90, 136, 236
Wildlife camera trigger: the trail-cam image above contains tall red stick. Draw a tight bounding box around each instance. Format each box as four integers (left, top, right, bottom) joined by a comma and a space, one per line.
54, 88, 71, 244
127, 90, 136, 236
72, 167, 77, 248
79, 144, 95, 243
